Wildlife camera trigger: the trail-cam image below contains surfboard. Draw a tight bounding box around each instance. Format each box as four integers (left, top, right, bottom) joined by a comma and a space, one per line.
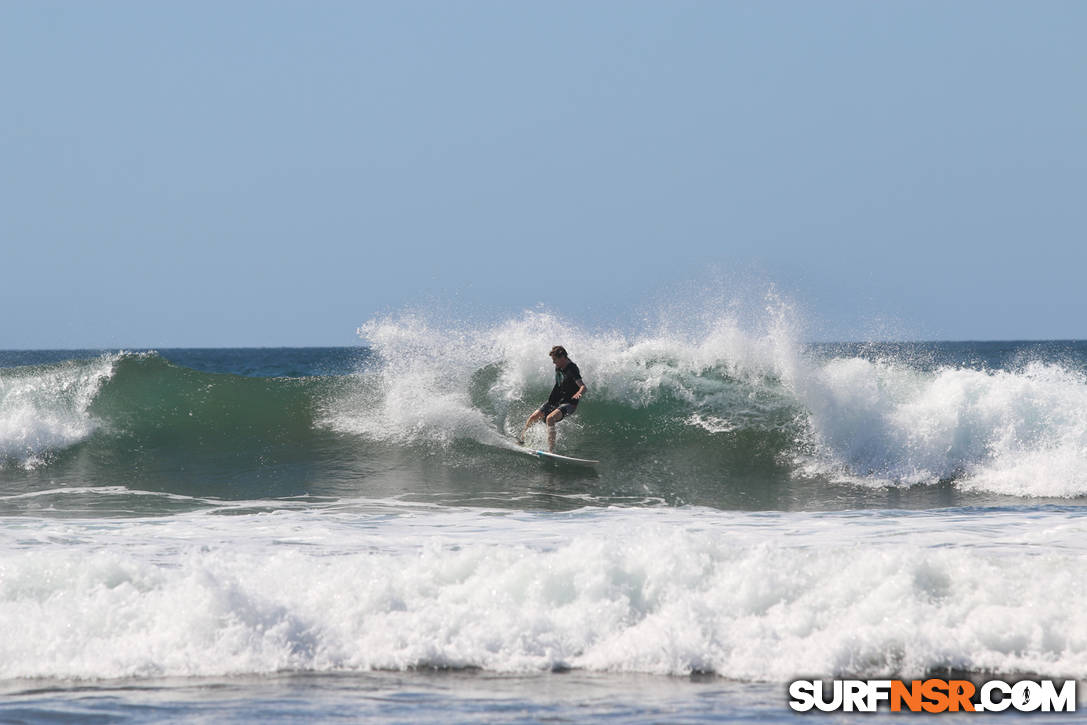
519, 447, 599, 466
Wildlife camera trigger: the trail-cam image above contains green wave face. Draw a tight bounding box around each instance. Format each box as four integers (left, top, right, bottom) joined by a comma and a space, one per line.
0, 354, 334, 501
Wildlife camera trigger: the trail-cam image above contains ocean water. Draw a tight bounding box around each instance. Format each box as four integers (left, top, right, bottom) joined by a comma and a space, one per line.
4, 310, 1087, 722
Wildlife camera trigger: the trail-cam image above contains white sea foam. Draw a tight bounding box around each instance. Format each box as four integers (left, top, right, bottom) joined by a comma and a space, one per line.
0, 355, 118, 468
794, 357, 1087, 497
2, 505, 1086, 681
683, 413, 737, 434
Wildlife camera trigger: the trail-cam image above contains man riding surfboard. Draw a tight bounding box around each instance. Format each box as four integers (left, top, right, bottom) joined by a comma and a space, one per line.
517, 345, 587, 453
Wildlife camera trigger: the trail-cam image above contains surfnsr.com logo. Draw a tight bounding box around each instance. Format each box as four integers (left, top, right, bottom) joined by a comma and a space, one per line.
789, 679, 1077, 713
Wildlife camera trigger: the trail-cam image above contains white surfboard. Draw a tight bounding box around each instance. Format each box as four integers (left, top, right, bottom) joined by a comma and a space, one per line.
519, 447, 599, 466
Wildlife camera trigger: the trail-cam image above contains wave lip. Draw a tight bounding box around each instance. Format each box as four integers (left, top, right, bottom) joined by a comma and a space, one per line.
0, 354, 119, 469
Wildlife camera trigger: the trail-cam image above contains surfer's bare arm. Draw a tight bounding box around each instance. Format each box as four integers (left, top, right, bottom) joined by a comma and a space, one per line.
573, 380, 586, 400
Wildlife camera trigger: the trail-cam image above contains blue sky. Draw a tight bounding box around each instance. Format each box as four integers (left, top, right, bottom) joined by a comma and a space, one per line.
2, 1, 1084, 347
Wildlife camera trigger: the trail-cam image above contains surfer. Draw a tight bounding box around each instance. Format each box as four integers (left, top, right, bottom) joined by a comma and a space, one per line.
517, 345, 587, 452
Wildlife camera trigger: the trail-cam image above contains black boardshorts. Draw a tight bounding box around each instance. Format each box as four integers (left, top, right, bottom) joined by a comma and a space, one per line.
539, 401, 577, 420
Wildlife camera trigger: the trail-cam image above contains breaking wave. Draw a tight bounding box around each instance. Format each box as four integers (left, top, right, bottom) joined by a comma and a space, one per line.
5, 303, 1087, 499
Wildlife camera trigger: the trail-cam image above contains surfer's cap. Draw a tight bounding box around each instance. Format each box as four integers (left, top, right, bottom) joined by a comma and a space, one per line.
549, 346, 568, 359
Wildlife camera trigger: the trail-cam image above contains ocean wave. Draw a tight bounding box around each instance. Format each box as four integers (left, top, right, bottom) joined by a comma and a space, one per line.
0, 353, 120, 469
795, 357, 1087, 497
324, 304, 800, 447
6, 316, 1087, 499
2, 506, 1085, 680
339, 307, 1087, 498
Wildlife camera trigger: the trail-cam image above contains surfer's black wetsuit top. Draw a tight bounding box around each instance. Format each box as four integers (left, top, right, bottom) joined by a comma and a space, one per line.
548, 361, 584, 405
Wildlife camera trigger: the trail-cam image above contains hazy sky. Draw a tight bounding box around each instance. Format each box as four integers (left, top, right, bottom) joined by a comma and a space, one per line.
3, 1, 1085, 347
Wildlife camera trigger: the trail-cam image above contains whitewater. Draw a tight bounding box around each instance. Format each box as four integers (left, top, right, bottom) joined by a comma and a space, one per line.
3, 305, 1087, 721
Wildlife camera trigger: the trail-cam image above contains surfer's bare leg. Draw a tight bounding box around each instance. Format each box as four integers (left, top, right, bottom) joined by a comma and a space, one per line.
518, 409, 545, 444
545, 409, 564, 452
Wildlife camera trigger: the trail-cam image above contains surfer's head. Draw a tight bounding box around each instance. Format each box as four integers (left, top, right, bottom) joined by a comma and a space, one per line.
549, 346, 568, 365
